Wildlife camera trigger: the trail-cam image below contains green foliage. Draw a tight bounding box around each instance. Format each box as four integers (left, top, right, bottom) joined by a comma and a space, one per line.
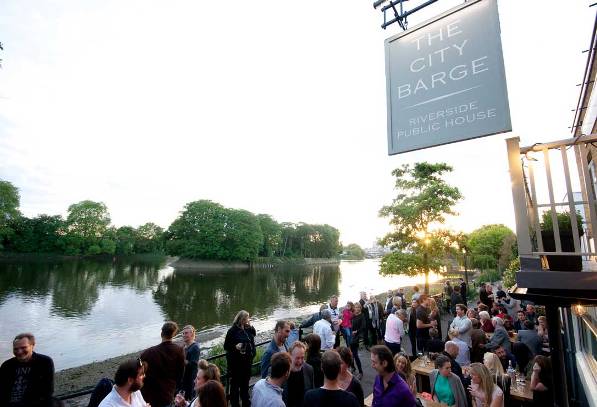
207, 344, 228, 373
342, 243, 365, 260
0, 180, 21, 250
503, 257, 519, 289
134, 223, 165, 253
257, 214, 282, 257
476, 269, 501, 284
541, 210, 584, 236
379, 162, 462, 292
279, 223, 341, 258
467, 224, 516, 271
4, 215, 65, 253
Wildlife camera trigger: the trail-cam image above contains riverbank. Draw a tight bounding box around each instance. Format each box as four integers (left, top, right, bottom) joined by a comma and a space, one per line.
54, 278, 447, 397
171, 257, 340, 271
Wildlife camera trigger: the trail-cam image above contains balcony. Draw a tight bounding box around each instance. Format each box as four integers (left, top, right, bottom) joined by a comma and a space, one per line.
506, 136, 597, 302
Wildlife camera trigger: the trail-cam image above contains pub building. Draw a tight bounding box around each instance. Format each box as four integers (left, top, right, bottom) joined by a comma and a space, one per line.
505, 13, 597, 407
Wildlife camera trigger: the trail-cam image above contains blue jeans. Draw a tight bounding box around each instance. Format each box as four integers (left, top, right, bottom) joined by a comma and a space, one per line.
341, 327, 352, 346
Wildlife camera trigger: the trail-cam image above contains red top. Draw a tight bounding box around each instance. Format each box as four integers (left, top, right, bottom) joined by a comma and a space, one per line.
481, 319, 495, 333
341, 308, 353, 328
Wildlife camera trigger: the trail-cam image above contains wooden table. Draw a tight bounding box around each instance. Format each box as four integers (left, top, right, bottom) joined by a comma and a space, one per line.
412, 357, 434, 393
510, 380, 533, 401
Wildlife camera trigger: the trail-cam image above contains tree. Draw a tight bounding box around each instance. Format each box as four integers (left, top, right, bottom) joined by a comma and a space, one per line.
343, 243, 365, 260
135, 222, 165, 253
65, 200, 111, 254
0, 180, 20, 250
379, 162, 462, 293
467, 224, 516, 272
256, 214, 282, 257
115, 226, 136, 255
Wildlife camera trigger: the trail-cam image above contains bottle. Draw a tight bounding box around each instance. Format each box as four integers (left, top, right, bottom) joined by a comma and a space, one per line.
507, 360, 516, 387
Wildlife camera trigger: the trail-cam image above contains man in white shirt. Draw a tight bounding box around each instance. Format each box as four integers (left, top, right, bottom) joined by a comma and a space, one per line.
449, 303, 472, 347
384, 309, 406, 355
99, 358, 150, 407
313, 310, 335, 350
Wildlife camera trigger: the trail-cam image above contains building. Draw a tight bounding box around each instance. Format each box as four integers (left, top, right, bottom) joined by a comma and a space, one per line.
505, 13, 597, 407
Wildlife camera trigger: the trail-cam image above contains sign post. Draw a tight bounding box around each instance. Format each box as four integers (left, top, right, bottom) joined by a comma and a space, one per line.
385, 0, 511, 155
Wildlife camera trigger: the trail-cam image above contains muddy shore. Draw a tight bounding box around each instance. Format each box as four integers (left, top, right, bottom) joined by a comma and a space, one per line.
55, 280, 449, 397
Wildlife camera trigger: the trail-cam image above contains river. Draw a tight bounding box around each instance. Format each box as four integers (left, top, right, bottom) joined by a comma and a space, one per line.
0, 256, 441, 370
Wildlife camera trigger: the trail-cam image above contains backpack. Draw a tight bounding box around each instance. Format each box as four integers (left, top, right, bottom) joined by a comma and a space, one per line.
87, 377, 114, 407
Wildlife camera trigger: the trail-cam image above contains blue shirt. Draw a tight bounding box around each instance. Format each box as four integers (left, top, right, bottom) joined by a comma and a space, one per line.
372, 372, 417, 407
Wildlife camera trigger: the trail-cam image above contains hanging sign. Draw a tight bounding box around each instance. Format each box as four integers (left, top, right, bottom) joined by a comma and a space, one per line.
385, 0, 511, 155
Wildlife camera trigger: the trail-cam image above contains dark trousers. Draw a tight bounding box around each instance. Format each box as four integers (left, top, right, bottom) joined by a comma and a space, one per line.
416, 337, 429, 353
229, 366, 251, 407
384, 341, 401, 356
350, 342, 363, 373
409, 332, 417, 356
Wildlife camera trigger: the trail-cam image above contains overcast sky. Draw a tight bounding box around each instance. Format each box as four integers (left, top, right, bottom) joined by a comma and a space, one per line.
0, 1, 594, 248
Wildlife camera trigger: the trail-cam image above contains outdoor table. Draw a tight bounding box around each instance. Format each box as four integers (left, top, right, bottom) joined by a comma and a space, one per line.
510, 380, 533, 402
486, 332, 518, 342
412, 357, 434, 392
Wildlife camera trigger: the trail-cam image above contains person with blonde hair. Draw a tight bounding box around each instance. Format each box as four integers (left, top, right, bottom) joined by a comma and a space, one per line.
483, 352, 504, 376
224, 310, 256, 407
467, 362, 504, 407
175, 359, 222, 407
428, 297, 442, 334
394, 353, 416, 397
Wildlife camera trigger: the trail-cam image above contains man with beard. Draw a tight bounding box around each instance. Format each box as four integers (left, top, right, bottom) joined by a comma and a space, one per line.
99, 359, 149, 407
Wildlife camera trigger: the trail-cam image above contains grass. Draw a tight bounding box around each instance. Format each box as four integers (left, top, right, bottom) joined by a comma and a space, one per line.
206, 342, 267, 376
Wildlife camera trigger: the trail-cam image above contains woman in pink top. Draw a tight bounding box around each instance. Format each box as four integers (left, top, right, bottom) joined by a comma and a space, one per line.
341, 301, 354, 346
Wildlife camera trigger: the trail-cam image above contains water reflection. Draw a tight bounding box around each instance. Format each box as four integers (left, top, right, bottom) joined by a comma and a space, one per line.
153, 265, 340, 330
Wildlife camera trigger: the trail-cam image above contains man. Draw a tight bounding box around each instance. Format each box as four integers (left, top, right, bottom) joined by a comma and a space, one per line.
0, 333, 54, 407
140, 321, 185, 407
470, 318, 487, 363
501, 294, 521, 318
415, 295, 436, 352
282, 342, 314, 407
299, 305, 326, 330
408, 299, 418, 356
442, 341, 464, 384
459, 278, 467, 306
449, 304, 472, 347
366, 295, 384, 346
325, 295, 343, 347
370, 345, 416, 407
358, 292, 371, 347
517, 320, 543, 356
513, 310, 528, 332
525, 304, 538, 325
383, 309, 405, 355
495, 283, 507, 301
485, 317, 511, 352
180, 325, 200, 400
479, 283, 492, 308
426, 328, 445, 353
261, 320, 291, 378
450, 286, 463, 315
99, 359, 149, 407
411, 286, 421, 301
448, 328, 470, 366
303, 351, 359, 407
495, 345, 517, 372
252, 352, 291, 407
443, 281, 453, 313
397, 288, 407, 310
384, 290, 395, 315
313, 310, 335, 350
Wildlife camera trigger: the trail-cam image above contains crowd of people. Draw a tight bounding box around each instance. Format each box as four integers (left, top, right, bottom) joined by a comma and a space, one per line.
0, 279, 555, 407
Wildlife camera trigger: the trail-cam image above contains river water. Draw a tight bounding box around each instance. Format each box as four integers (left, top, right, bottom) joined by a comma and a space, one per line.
0, 257, 440, 370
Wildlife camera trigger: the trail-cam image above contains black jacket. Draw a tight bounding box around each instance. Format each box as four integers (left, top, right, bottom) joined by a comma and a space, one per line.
224, 324, 256, 373
0, 352, 54, 407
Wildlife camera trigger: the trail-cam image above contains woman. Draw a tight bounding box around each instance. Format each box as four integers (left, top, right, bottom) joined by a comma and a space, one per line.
483, 352, 505, 376
341, 301, 354, 346
537, 316, 550, 354
479, 311, 494, 333
304, 333, 323, 387
467, 362, 504, 407
428, 297, 442, 335
531, 355, 554, 404
394, 353, 416, 398
337, 346, 365, 407
430, 355, 467, 407
198, 380, 227, 407
224, 310, 256, 407
350, 301, 366, 379
180, 325, 201, 400
175, 360, 222, 407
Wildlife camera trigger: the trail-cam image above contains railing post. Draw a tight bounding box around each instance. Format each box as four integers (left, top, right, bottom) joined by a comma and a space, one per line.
506, 137, 534, 258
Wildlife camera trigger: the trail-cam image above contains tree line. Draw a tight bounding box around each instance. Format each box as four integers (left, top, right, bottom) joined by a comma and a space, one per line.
0, 180, 342, 261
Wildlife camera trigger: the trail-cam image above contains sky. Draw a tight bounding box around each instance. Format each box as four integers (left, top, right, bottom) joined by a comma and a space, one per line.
0, 0, 595, 248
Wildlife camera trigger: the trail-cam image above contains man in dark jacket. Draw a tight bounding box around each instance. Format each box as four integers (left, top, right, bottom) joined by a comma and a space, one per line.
408, 299, 418, 356
282, 342, 314, 407
0, 333, 54, 407
140, 321, 185, 407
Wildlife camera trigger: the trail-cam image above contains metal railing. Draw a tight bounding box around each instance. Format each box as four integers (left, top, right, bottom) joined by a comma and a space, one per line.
506, 134, 597, 268
56, 339, 273, 403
